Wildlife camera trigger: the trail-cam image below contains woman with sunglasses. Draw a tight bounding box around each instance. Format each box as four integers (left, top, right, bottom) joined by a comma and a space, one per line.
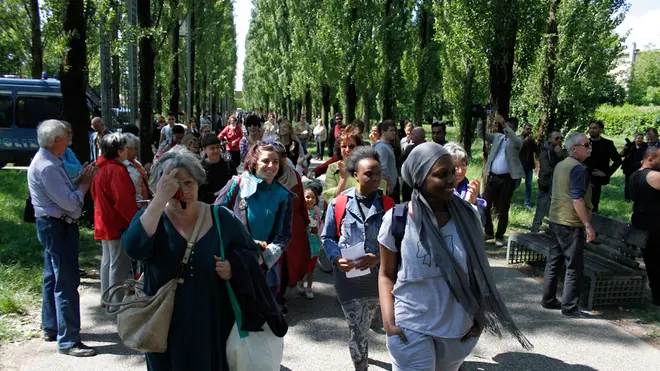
217, 114, 243, 166
322, 128, 387, 203
240, 115, 263, 162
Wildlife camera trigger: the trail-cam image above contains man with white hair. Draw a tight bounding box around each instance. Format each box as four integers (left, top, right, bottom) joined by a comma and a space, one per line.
542, 132, 595, 318
89, 117, 111, 161
27, 120, 98, 357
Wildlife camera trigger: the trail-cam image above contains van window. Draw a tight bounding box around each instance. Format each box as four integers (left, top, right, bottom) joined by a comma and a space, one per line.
16, 96, 63, 128
0, 96, 12, 128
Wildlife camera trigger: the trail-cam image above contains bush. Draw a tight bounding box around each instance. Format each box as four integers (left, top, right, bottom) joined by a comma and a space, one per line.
594, 104, 660, 136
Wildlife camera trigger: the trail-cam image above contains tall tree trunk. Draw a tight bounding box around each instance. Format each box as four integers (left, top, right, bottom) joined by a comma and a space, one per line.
332, 99, 340, 116
381, 0, 407, 121
29, 0, 42, 79
538, 0, 560, 141
485, 0, 518, 168
305, 88, 313, 126
188, 6, 195, 123
345, 76, 357, 124
459, 59, 475, 153
361, 91, 370, 132
414, 0, 435, 124
111, 1, 120, 108
321, 84, 330, 132
155, 83, 163, 114
61, 0, 90, 161
138, 0, 155, 163
168, 0, 180, 115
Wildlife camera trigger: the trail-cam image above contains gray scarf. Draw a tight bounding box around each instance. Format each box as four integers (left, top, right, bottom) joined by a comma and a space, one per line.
402, 142, 532, 350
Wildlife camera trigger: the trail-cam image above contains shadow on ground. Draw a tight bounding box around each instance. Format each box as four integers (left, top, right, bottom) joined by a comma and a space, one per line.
464, 352, 597, 370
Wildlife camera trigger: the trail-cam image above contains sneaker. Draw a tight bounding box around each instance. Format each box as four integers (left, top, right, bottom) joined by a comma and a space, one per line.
525, 205, 533, 211
485, 233, 494, 241
297, 282, 305, 294
59, 343, 97, 357
542, 300, 562, 310
495, 239, 506, 247
305, 288, 314, 299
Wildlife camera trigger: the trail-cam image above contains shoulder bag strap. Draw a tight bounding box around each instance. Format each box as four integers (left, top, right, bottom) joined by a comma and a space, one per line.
180, 203, 207, 267
334, 194, 349, 239
213, 206, 249, 339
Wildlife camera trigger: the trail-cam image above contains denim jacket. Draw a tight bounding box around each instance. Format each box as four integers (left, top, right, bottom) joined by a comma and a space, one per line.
321, 187, 387, 265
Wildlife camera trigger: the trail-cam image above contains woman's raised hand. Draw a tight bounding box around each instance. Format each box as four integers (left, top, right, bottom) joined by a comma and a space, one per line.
155, 167, 180, 202
338, 161, 349, 180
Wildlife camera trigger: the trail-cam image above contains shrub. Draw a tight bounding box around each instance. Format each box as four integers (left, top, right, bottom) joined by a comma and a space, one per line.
594, 104, 660, 136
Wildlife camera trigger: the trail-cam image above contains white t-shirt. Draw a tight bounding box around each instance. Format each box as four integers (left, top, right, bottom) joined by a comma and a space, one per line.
490, 138, 510, 175
160, 123, 185, 144
378, 210, 473, 339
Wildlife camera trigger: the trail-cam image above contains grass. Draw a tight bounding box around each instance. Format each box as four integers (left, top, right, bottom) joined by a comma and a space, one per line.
0, 170, 99, 342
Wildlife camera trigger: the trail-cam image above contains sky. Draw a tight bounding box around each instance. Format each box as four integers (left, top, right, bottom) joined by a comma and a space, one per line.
233, 0, 660, 91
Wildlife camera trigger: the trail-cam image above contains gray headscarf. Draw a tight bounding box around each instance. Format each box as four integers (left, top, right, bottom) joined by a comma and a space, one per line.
402, 142, 532, 350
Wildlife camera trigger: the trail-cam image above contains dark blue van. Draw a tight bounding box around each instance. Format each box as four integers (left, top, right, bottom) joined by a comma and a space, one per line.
0, 78, 101, 166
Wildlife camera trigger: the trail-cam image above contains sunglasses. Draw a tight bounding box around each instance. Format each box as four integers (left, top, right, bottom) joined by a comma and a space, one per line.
579, 142, 592, 148
341, 144, 356, 150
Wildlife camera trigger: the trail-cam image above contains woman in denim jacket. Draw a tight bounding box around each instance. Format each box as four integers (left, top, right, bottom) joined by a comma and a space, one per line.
321, 146, 388, 371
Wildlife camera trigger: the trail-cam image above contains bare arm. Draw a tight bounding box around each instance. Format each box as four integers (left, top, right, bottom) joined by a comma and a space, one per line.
139, 196, 168, 238
378, 244, 398, 333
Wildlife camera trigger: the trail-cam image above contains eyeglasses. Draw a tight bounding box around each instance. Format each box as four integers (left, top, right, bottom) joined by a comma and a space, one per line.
341, 144, 356, 150
579, 142, 592, 148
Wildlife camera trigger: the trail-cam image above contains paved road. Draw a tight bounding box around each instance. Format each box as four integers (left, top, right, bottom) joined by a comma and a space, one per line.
2, 256, 660, 371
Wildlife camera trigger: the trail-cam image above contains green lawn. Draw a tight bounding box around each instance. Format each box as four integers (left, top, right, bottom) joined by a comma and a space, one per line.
0, 170, 99, 342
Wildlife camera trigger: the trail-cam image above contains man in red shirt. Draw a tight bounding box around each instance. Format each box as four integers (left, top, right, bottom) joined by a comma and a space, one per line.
91, 133, 137, 305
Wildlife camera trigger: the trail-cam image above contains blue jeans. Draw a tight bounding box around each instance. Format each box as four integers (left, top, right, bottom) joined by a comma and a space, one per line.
515, 169, 534, 206
36, 217, 81, 349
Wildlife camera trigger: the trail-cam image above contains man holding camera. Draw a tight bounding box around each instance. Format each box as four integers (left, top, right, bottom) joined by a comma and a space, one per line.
582, 120, 621, 213
478, 115, 524, 246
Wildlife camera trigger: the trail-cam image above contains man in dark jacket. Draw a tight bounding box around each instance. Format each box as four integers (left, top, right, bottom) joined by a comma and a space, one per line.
620, 133, 647, 201
582, 120, 622, 213
531, 131, 566, 232
518, 123, 538, 209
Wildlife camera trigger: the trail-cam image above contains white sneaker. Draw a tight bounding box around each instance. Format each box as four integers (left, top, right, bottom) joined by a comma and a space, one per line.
297, 282, 305, 294
305, 288, 314, 299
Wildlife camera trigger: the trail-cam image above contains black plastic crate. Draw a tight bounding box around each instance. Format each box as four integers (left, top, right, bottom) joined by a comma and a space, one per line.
590, 276, 646, 307
507, 240, 548, 265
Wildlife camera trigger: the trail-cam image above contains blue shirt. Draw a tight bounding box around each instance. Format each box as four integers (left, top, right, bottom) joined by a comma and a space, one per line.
62, 147, 83, 179
27, 147, 84, 219
569, 162, 591, 200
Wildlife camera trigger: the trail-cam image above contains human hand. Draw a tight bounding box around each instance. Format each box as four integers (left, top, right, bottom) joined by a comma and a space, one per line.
80, 162, 98, 185
591, 170, 606, 177
466, 179, 480, 205
585, 224, 596, 243
338, 161, 349, 180
460, 324, 482, 343
353, 253, 378, 270
335, 258, 353, 273
213, 256, 232, 280
554, 145, 563, 156
154, 167, 180, 202
385, 324, 408, 344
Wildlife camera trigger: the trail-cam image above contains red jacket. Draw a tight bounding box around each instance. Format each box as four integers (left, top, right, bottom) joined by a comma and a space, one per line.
91, 156, 138, 240
218, 125, 243, 151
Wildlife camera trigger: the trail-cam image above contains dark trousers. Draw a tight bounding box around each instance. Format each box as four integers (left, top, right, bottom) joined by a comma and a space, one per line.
543, 223, 585, 313
36, 217, 81, 349
388, 178, 401, 204
531, 189, 551, 232
327, 134, 335, 158
316, 138, 325, 159
624, 173, 632, 201
643, 235, 660, 304
229, 150, 241, 166
591, 183, 603, 213
483, 173, 516, 239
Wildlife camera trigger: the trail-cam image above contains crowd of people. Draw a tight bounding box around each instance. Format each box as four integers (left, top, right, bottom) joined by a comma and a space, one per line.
26, 108, 657, 370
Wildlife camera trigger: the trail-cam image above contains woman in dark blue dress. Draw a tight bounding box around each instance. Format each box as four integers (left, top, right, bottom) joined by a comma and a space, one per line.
122, 147, 285, 371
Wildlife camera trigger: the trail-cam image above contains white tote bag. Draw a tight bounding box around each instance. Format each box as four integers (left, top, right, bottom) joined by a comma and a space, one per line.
213, 206, 284, 371
226, 322, 283, 371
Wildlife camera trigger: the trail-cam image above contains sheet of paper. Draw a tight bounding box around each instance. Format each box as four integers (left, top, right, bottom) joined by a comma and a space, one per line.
341, 244, 370, 278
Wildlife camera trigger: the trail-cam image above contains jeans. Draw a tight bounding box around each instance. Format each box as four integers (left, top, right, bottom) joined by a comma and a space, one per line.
543, 223, 585, 313
483, 173, 516, 239
37, 217, 81, 349
100, 239, 133, 305
340, 297, 380, 371
315, 136, 325, 159
531, 189, 551, 232
523, 169, 533, 206
387, 327, 478, 371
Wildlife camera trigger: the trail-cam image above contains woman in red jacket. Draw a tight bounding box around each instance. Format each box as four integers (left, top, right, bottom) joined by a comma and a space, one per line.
91, 133, 138, 305
217, 114, 243, 167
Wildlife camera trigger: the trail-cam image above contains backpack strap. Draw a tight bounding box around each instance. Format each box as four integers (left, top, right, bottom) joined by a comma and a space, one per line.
392, 203, 408, 266
334, 194, 349, 238
229, 177, 242, 210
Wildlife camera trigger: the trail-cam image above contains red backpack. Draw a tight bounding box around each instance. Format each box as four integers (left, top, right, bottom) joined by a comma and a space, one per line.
334, 194, 395, 237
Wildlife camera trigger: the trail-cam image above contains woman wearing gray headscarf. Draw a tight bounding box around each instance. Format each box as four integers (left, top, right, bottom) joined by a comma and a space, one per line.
378, 142, 531, 371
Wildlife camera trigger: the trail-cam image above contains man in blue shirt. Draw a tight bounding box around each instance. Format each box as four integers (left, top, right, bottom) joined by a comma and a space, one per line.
28, 120, 98, 357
